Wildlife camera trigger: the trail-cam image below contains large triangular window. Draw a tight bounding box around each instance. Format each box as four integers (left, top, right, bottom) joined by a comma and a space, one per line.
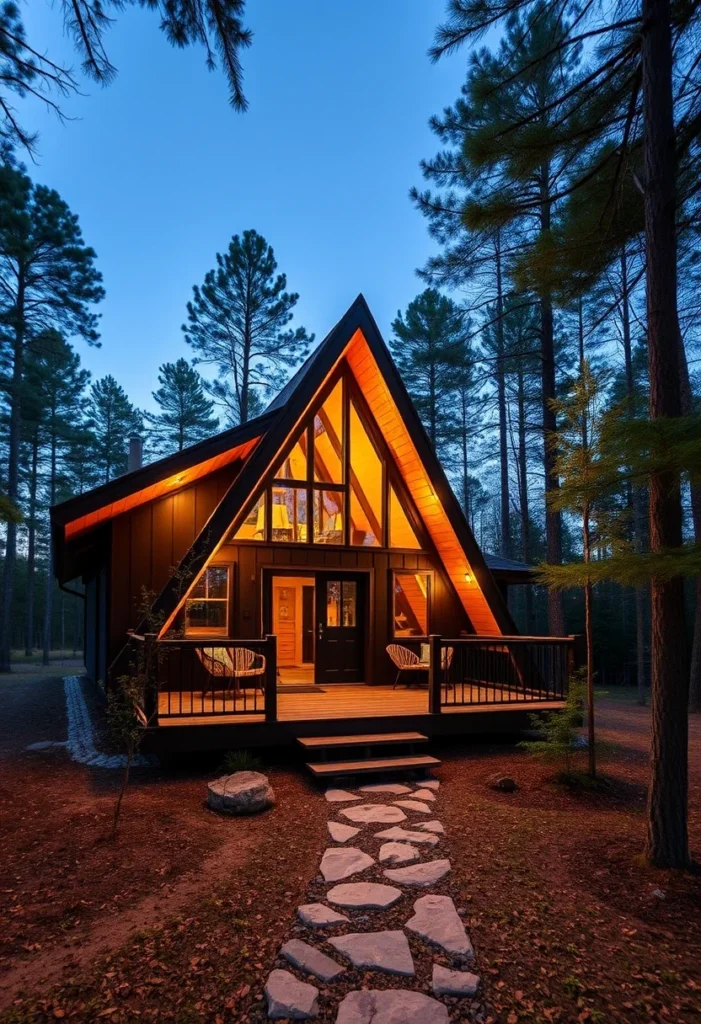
228, 370, 426, 550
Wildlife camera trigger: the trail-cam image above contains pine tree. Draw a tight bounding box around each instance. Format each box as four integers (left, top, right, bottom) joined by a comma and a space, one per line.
87, 376, 142, 484
183, 230, 312, 425
390, 288, 468, 458
144, 358, 219, 455
0, 161, 102, 672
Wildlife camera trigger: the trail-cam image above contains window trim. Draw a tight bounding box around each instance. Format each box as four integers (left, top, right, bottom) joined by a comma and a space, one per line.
184, 563, 232, 638
391, 569, 433, 640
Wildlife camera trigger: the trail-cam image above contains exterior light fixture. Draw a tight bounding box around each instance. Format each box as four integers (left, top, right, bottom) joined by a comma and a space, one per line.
464, 571, 472, 583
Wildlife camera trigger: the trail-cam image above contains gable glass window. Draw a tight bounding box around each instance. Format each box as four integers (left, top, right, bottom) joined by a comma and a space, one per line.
272, 486, 308, 542
389, 485, 421, 549
314, 489, 344, 544
276, 433, 308, 481
231, 494, 265, 541
185, 566, 230, 636
349, 400, 382, 546
393, 571, 430, 637
313, 379, 344, 484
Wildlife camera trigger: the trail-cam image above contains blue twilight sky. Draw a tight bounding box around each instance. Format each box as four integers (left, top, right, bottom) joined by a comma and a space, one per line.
21, 1, 472, 414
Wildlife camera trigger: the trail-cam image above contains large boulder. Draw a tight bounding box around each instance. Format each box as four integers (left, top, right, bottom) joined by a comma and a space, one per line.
207, 770, 274, 814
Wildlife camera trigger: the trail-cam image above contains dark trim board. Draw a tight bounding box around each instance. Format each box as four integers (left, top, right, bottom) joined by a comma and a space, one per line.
141, 703, 565, 755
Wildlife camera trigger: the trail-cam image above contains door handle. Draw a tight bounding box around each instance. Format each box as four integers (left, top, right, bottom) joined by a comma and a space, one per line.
317, 622, 324, 640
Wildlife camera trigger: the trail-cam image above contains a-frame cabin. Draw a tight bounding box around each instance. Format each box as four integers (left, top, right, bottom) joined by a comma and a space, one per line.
51, 296, 571, 754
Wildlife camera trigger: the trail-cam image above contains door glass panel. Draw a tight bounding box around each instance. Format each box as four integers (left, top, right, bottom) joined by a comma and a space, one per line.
231, 493, 265, 541
393, 571, 429, 637
326, 580, 341, 627
342, 581, 357, 626
275, 430, 308, 481
389, 485, 421, 549
314, 489, 344, 543
349, 400, 383, 546
313, 379, 343, 483
271, 486, 308, 542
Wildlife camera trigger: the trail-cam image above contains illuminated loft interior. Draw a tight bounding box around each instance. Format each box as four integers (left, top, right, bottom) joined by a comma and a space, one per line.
229, 373, 422, 550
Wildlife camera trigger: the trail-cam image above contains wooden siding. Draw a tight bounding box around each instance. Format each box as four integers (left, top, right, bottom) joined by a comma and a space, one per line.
346, 330, 500, 634
109, 464, 240, 661
211, 542, 469, 685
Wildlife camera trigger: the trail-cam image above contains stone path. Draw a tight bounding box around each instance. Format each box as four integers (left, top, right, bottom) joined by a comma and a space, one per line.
263, 773, 482, 1021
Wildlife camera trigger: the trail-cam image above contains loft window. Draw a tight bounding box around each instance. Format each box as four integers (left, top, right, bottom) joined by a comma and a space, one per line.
185, 566, 230, 636
313, 379, 344, 484
275, 431, 308, 481
389, 485, 421, 549
314, 489, 344, 544
349, 399, 383, 546
393, 571, 430, 638
271, 485, 308, 542
231, 493, 265, 541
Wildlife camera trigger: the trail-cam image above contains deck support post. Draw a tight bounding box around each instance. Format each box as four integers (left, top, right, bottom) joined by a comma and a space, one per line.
143, 633, 159, 726
265, 634, 278, 723
428, 634, 442, 714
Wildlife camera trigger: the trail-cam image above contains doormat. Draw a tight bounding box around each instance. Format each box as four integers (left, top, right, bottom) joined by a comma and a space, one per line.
276, 685, 326, 694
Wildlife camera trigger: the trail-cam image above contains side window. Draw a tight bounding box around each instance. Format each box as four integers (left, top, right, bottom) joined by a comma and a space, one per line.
393, 571, 430, 637
184, 566, 230, 636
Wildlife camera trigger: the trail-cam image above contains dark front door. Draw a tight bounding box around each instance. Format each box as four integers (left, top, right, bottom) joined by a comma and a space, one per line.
315, 572, 365, 684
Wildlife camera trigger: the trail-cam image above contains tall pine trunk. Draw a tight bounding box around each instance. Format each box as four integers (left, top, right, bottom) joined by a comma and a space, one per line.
641, 0, 690, 868
495, 231, 510, 557
25, 429, 40, 656
0, 276, 26, 672
583, 506, 596, 779
42, 429, 57, 666
678, 337, 701, 713
516, 362, 532, 629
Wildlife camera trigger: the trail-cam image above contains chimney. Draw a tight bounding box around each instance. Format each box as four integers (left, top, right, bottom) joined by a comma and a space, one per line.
127, 435, 143, 473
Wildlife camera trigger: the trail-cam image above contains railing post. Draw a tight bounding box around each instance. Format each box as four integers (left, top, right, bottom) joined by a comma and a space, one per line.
143, 633, 159, 726
428, 634, 442, 714
265, 634, 278, 722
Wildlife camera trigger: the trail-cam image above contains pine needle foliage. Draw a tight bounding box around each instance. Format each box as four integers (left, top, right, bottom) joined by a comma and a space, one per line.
519, 673, 586, 776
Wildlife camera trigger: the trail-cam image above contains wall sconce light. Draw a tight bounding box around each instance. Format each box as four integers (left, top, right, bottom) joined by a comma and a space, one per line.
464, 571, 473, 583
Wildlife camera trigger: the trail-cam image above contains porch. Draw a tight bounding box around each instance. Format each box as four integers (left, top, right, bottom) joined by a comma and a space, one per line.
134, 633, 574, 734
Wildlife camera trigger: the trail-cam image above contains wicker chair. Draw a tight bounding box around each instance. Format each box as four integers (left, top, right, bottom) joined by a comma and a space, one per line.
195, 645, 266, 695
387, 643, 455, 690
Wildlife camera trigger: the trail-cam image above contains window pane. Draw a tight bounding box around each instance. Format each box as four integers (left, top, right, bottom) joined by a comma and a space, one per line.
326, 581, 341, 626
314, 489, 344, 544
389, 485, 421, 549
342, 581, 357, 626
185, 599, 228, 636
349, 400, 383, 546
271, 486, 308, 542
313, 379, 343, 484
275, 431, 308, 481
393, 572, 429, 637
232, 494, 265, 541
206, 566, 229, 598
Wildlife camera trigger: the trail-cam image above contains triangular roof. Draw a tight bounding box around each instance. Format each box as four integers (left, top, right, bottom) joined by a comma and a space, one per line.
52, 294, 516, 637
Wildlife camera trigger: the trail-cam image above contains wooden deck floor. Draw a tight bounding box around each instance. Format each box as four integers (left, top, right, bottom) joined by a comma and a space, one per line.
157, 684, 563, 727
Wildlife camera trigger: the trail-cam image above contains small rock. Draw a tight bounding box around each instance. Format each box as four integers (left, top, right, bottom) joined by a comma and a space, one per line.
340, 803, 407, 824
264, 968, 318, 1019
297, 903, 350, 927
384, 858, 451, 887
358, 782, 413, 794
329, 930, 414, 976
280, 939, 345, 981
335, 989, 449, 1024
326, 882, 402, 909
393, 799, 432, 814
417, 820, 445, 833
488, 774, 518, 792
374, 826, 439, 845
412, 788, 436, 802
328, 821, 361, 842
325, 789, 361, 802
207, 771, 274, 814
432, 964, 480, 997
405, 894, 474, 958
320, 847, 374, 882
378, 842, 419, 865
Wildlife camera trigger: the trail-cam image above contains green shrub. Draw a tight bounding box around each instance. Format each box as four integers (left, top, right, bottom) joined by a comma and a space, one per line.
220, 749, 263, 774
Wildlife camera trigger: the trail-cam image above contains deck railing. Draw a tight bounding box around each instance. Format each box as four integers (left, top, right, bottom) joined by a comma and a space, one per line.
129, 634, 278, 724
428, 634, 574, 712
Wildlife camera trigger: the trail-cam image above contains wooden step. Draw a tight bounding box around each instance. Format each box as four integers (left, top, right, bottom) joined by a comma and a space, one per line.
297, 731, 428, 751
306, 754, 441, 778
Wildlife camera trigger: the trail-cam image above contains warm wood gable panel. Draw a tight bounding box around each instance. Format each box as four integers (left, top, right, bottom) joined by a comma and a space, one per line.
345, 329, 500, 635
64, 437, 259, 541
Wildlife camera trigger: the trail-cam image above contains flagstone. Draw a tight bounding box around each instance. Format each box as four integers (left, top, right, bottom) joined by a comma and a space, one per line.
264, 968, 319, 1019
378, 842, 419, 865
335, 989, 449, 1024
374, 826, 439, 845
420, 779, 440, 790
405, 894, 474, 958
297, 903, 350, 927
392, 799, 432, 814
280, 938, 346, 982
326, 882, 402, 909
413, 788, 436, 802
328, 930, 414, 976
358, 782, 413, 794
340, 803, 406, 824
325, 789, 362, 802
320, 847, 375, 882
328, 821, 361, 842
432, 964, 481, 997
417, 820, 445, 833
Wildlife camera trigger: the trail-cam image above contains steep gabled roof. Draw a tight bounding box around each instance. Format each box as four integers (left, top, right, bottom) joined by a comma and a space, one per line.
148, 294, 517, 637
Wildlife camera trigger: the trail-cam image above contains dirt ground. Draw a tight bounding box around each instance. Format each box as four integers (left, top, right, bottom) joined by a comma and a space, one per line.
0, 675, 700, 1023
